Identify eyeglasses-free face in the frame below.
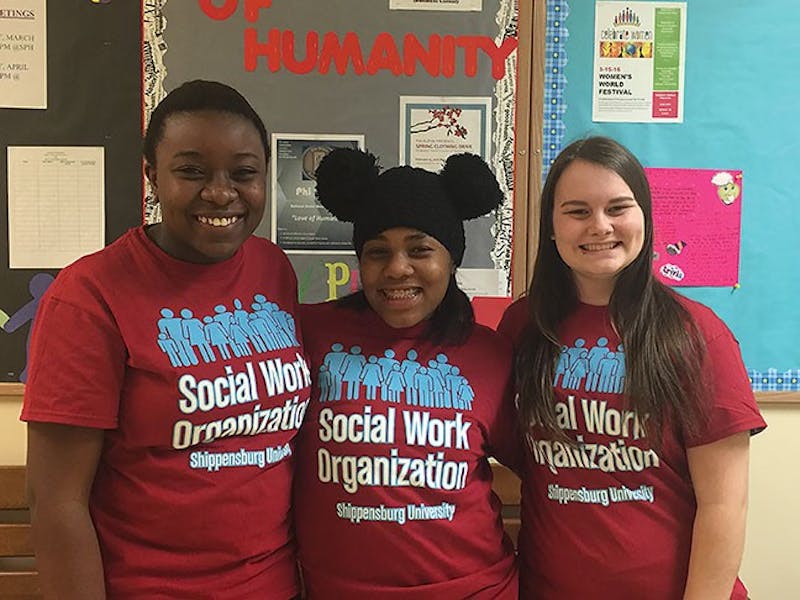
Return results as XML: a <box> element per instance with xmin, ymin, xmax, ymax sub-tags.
<box><xmin>552</xmin><ymin>159</ymin><xmax>645</xmax><ymax>305</ymax></box>
<box><xmin>145</xmin><ymin>110</ymin><xmax>267</xmax><ymax>264</ymax></box>
<box><xmin>359</xmin><ymin>227</ymin><xmax>453</xmax><ymax>329</ymax></box>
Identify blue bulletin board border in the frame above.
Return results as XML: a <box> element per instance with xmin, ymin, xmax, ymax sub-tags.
<box><xmin>542</xmin><ymin>0</ymin><xmax>569</xmax><ymax>179</ymax></box>
<box><xmin>748</xmin><ymin>370</ymin><xmax>800</xmax><ymax>393</ymax></box>
<box><xmin>544</xmin><ymin>1</ymin><xmax>799</xmax><ymax>392</ymax></box>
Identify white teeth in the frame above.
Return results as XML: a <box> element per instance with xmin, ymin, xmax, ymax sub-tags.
<box><xmin>198</xmin><ymin>216</ymin><xmax>239</xmax><ymax>227</ymax></box>
<box><xmin>583</xmin><ymin>242</ymin><xmax>617</xmax><ymax>251</ymax></box>
<box><xmin>383</xmin><ymin>288</ymin><xmax>420</xmax><ymax>300</ymax></box>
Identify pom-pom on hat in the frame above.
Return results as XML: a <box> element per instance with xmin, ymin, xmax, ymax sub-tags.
<box><xmin>315</xmin><ymin>148</ymin><xmax>503</xmax><ymax>266</ymax></box>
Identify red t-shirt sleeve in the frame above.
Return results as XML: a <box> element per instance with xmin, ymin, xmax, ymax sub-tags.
<box><xmin>477</xmin><ymin>331</ymin><xmax>523</xmax><ymax>473</ymax></box>
<box><xmin>22</xmin><ymin>281</ymin><xmax>126</xmax><ymax>429</ymax></box>
<box><xmin>485</xmin><ymin>377</ymin><xmax>523</xmax><ymax>474</ymax></box>
<box><xmin>683</xmin><ymin>305</ymin><xmax>766</xmax><ymax>447</ymax></box>
<box><xmin>496</xmin><ymin>297</ymin><xmax>528</xmax><ymax>349</ymax></box>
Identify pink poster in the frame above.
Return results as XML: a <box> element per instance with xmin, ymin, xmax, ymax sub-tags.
<box><xmin>646</xmin><ymin>167</ymin><xmax>742</xmax><ymax>287</ymax></box>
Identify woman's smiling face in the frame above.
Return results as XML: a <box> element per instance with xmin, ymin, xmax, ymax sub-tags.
<box><xmin>146</xmin><ymin>110</ymin><xmax>267</xmax><ymax>263</ymax></box>
<box><xmin>552</xmin><ymin>159</ymin><xmax>645</xmax><ymax>304</ymax></box>
<box><xmin>359</xmin><ymin>227</ymin><xmax>453</xmax><ymax>329</ymax></box>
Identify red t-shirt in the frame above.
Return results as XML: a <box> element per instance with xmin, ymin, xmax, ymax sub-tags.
<box><xmin>22</xmin><ymin>227</ymin><xmax>310</xmax><ymax>599</ymax></box>
<box><xmin>295</xmin><ymin>301</ymin><xmax>520</xmax><ymax>599</ymax></box>
<box><xmin>498</xmin><ymin>295</ymin><xmax>766</xmax><ymax>600</ymax></box>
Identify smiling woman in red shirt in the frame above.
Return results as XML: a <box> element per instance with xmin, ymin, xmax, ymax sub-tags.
<box><xmin>498</xmin><ymin>136</ymin><xmax>766</xmax><ymax>600</ymax></box>
<box><xmin>294</xmin><ymin>148</ymin><xmax>520</xmax><ymax>599</ymax></box>
<box><xmin>22</xmin><ymin>80</ymin><xmax>309</xmax><ymax>600</ymax></box>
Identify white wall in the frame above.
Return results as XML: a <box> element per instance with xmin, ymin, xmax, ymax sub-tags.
<box><xmin>739</xmin><ymin>404</ymin><xmax>800</xmax><ymax>597</ymax></box>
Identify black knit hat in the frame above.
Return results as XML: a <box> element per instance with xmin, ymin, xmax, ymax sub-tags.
<box><xmin>314</xmin><ymin>148</ymin><xmax>504</xmax><ymax>266</ymax></box>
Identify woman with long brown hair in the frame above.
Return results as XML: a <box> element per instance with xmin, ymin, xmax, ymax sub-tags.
<box><xmin>499</xmin><ymin>136</ymin><xmax>765</xmax><ymax>599</ymax></box>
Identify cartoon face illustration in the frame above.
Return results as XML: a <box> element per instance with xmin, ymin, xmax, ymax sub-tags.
<box><xmin>717</xmin><ymin>182</ymin><xmax>740</xmax><ymax>204</ymax></box>
<box><xmin>710</xmin><ymin>172</ymin><xmax>741</xmax><ymax>205</ymax></box>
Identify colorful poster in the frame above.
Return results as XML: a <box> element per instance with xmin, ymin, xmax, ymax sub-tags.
<box><xmin>647</xmin><ymin>167</ymin><xmax>742</xmax><ymax>287</ymax></box>
<box><xmin>0</xmin><ymin>0</ymin><xmax>46</xmax><ymax>109</ymax></box>
<box><xmin>592</xmin><ymin>1</ymin><xmax>686</xmax><ymax>123</ymax></box>
<box><xmin>390</xmin><ymin>0</ymin><xmax>482</xmax><ymax>11</ymax></box>
<box><xmin>399</xmin><ymin>96</ymin><xmax>492</xmax><ymax>169</ymax></box>
<box><xmin>271</xmin><ymin>134</ymin><xmax>365</xmax><ymax>253</ymax></box>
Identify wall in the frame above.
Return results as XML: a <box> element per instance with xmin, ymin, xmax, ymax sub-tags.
<box><xmin>0</xmin><ymin>394</ymin><xmax>25</xmax><ymax>465</ymax></box>
<box><xmin>739</xmin><ymin>405</ymin><xmax>800</xmax><ymax>596</ymax></box>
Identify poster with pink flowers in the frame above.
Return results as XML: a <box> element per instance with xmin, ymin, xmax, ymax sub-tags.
<box><xmin>646</xmin><ymin>167</ymin><xmax>742</xmax><ymax>287</ymax></box>
<box><xmin>399</xmin><ymin>95</ymin><xmax>492</xmax><ymax>169</ymax></box>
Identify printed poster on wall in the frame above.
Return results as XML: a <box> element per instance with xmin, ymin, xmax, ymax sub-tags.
<box><xmin>592</xmin><ymin>1</ymin><xmax>686</xmax><ymax>123</ymax></box>
<box><xmin>647</xmin><ymin>167</ymin><xmax>742</xmax><ymax>287</ymax></box>
<box><xmin>8</xmin><ymin>146</ymin><xmax>105</xmax><ymax>268</ymax></box>
<box><xmin>390</xmin><ymin>0</ymin><xmax>482</xmax><ymax>11</ymax></box>
<box><xmin>271</xmin><ymin>134</ymin><xmax>365</xmax><ymax>253</ymax></box>
<box><xmin>399</xmin><ymin>96</ymin><xmax>492</xmax><ymax>169</ymax></box>
<box><xmin>0</xmin><ymin>0</ymin><xmax>46</xmax><ymax>109</ymax></box>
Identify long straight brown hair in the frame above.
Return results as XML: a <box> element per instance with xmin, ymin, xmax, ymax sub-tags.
<box><xmin>516</xmin><ymin>137</ymin><xmax>707</xmax><ymax>446</ymax></box>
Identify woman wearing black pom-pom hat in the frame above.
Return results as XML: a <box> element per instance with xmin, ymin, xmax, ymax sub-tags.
<box><xmin>293</xmin><ymin>148</ymin><xmax>520</xmax><ymax>598</ymax></box>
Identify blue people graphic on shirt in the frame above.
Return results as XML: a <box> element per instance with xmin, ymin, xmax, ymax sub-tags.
<box><xmin>427</xmin><ymin>360</ymin><xmax>447</xmax><ymax>408</ymax></box>
<box><xmin>229</xmin><ymin>320</ymin><xmax>253</xmax><ymax>358</ymax></box>
<box><xmin>213</xmin><ymin>304</ymin><xmax>233</xmax><ymax>335</ymax></box>
<box><xmin>565</xmin><ymin>348</ymin><xmax>589</xmax><ymax>390</ymax></box>
<box><xmin>563</xmin><ymin>338</ymin><xmax>587</xmax><ymax>389</ymax></box>
<box><xmin>377</xmin><ymin>349</ymin><xmax>400</xmax><ymax>400</ymax></box>
<box><xmin>255</xmin><ymin>294</ymin><xmax>299</xmax><ymax>347</ymax></box>
<box><xmin>158</xmin><ymin>333</ymin><xmax>183</xmax><ymax>367</ymax></box>
<box><xmin>341</xmin><ymin>346</ymin><xmax>367</xmax><ymax>400</ymax></box>
<box><xmin>554</xmin><ymin>345</ymin><xmax>569</xmax><ymax>388</ymax></box>
<box><xmin>249</xmin><ymin>307</ymin><xmax>277</xmax><ymax>351</ymax></box>
<box><xmin>1</xmin><ymin>272</ymin><xmax>54</xmax><ymax>382</ymax></box>
<box><xmin>159</xmin><ymin>308</ymin><xmax>197</xmax><ymax>366</ymax></box>
<box><xmin>446</xmin><ymin>366</ymin><xmax>467</xmax><ymax>409</ymax></box>
<box><xmin>321</xmin><ymin>343</ymin><xmax>347</xmax><ymax>401</ymax></box>
<box><xmin>401</xmin><ymin>349</ymin><xmax>421</xmax><ymax>405</ymax></box>
<box><xmin>597</xmin><ymin>351</ymin><xmax>620</xmax><ymax>393</ymax></box>
<box><xmin>180</xmin><ymin>308</ymin><xmax>214</xmax><ymax>363</ymax></box>
<box><xmin>155</xmin><ymin>293</ymin><xmax>298</xmax><ymax>367</ymax></box>
<box><xmin>204</xmin><ymin>315</ymin><xmax>231</xmax><ymax>360</ymax></box>
<box><xmin>585</xmin><ymin>337</ymin><xmax>608</xmax><ymax>392</ymax></box>
<box><xmin>318</xmin><ymin>364</ymin><xmax>334</xmax><ymax>403</ymax></box>
<box><xmin>252</xmin><ymin>302</ymin><xmax>286</xmax><ymax>349</ymax></box>
<box><xmin>414</xmin><ymin>366</ymin><xmax>435</xmax><ymax>407</ymax></box>
<box><xmin>315</xmin><ymin>344</ymin><xmax>476</xmax><ymax>411</ymax></box>
<box><xmin>556</xmin><ymin>336</ymin><xmax>626</xmax><ymax>395</ymax></box>
<box><xmin>614</xmin><ymin>345</ymin><xmax>626</xmax><ymax>393</ymax></box>
<box><xmin>360</xmin><ymin>356</ymin><xmax>383</xmax><ymax>400</ymax></box>
<box><xmin>384</xmin><ymin>364</ymin><xmax>406</xmax><ymax>402</ymax></box>
<box><xmin>456</xmin><ymin>374</ymin><xmax>475</xmax><ymax>411</ymax></box>
<box><xmin>233</xmin><ymin>298</ymin><xmax>265</xmax><ymax>353</ymax></box>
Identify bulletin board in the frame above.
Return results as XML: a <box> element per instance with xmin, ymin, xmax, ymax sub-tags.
<box><xmin>0</xmin><ymin>0</ymin><xmax>142</xmax><ymax>383</ymax></box>
<box><xmin>143</xmin><ymin>0</ymin><xmax>534</xmax><ymax>304</ymax></box>
<box><xmin>0</xmin><ymin>0</ymin><xmax>545</xmax><ymax>387</ymax></box>
<box><xmin>541</xmin><ymin>0</ymin><xmax>799</xmax><ymax>400</ymax></box>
